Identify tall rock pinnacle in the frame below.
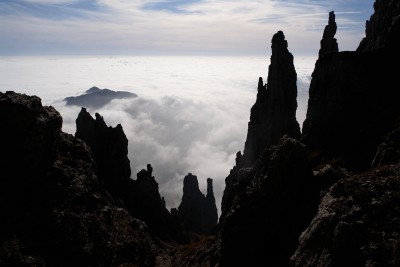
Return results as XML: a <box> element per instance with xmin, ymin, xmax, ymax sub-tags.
<box><xmin>178</xmin><ymin>174</ymin><xmax>218</xmax><ymax>235</ymax></box>
<box><xmin>319</xmin><ymin>11</ymin><xmax>339</xmax><ymax>57</ymax></box>
<box><xmin>75</xmin><ymin>107</ymin><xmax>131</xmax><ymax>199</ymax></box>
<box><xmin>241</xmin><ymin>30</ymin><xmax>300</xmax><ymax>166</ymax></box>
<box><xmin>205</xmin><ymin>178</ymin><xmax>218</xmax><ymax>231</ymax></box>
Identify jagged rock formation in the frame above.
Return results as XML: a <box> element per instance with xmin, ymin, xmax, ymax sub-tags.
<box><xmin>372</xmin><ymin>127</ymin><xmax>400</xmax><ymax>168</ymax></box>
<box><xmin>75</xmin><ymin>108</ymin><xmax>186</xmax><ymax>242</ymax></box>
<box><xmin>319</xmin><ymin>11</ymin><xmax>339</xmax><ymax>57</ymax></box>
<box><xmin>358</xmin><ymin>0</ymin><xmax>400</xmax><ymax>52</ymax></box>
<box><xmin>301</xmin><ymin>2</ymin><xmax>400</xmax><ymax>172</ymax></box>
<box><xmin>291</xmin><ymin>163</ymin><xmax>400</xmax><ymax>267</ymax></box>
<box><xmin>181</xmin><ymin>2</ymin><xmax>400</xmax><ymax>267</ymax></box>
<box><xmin>221</xmin><ymin>30</ymin><xmax>301</xmax><ymax>220</ymax></box>
<box><xmin>64</xmin><ymin>86</ymin><xmax>137</xmax><ymax>109</ymax></box>
<box><xmin>76</xmin><ymin>107</ymin><xmax>131</xmax><ymax>203</ymax></box>
<box><xmin>205</xmin><ymin>178</ymin><xmax>219</xmax><ymax>233</ymax></box>
<box><xmin>0</xmin><ymin>91</ymin><xmax>156</xmax><ymax>266</ymax></box>
<box><xmin>177</xmin><ymin>174</ymin><xmax>218</xmax><ymax>235</ymax></box>
<box><xmin>241</xmin><ymin>31</ymin><xmax>300</xmax><ymax>167</ymax></box>
<box><xmin>216</xmin><ymin>137</ymin><xmax>319</xmax><ymax>266</ymax></box>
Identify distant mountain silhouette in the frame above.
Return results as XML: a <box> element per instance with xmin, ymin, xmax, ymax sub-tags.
<box><xmin>64</xmin><ymin>86</ymin><xmax>137</xmax><ymax>108</ymax></box>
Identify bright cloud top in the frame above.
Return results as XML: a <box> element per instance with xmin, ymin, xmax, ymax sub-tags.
<box><xmin>0</xmin><ymin>0</ymin><xmax>374</xmax><ymax>56</ymax></box>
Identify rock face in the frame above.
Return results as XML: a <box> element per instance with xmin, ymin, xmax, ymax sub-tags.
<box><xmin>221</xmin><ymin>30</ymin><xmax>301</xmax><ymax>219</ymax></box>
<box><xmin>0</xmin><ymin>91</ymin><xmax>156</xmax><ymax>266</ymax></box>
<box><xmin>372</xmin><ymin>127</ymin><xmax>400</xmax><ymax>168</ymax></box>
<box><xmin>358</xmin><ymin>0</ymin><xmax>400</xmax><ymax>52</ymax></box>
<box><xmin>241</xmin><ymin>31</ymin><xmax>300</xmax><ymax>167</ymax></box>
<box><xmin>76</xmin><ymin>107</ymin><xmax>131</xmax><ymax>203</ymax></box>
<box><xmin>291</xmin><ymin>163</ymin><xmax>400</xmax><ymax>267</ymax></box>
<box><xmin>177</xmin><ymin>174</ymin><xmax>218</xmax><ymax>235</ymax></box>
<box><xmin>75</xmin><ymin>108</ymin><xmax>186</xmax><ymax>242</ymax></box>
<box><xmin>319</xmin><ymin>11</ymin><xmax>339</xmax><ymax>57</ymax></box>
<box><xmin>301</xmin><ymin>2</ymin><xmax>400</xmax><ymax>172</ymax></box>
<box><xmin>216</xmin><ymin>137</ymin><xmax>319</xmax><ymax>266</ymax></box>
<box><xmin>202</xmin><ymin>3</ymin><xmax>400</xmax><ymax>267</ymax></box>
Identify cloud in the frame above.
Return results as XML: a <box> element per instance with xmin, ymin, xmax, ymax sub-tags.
<box><xmin>0</xmin><ymin>0</ymin><xmax>374</xmax><ymax>56</ymax></box>
<box><xmin>20</xmin><ymin>0</ymin><xmax>81</xmax><ymax>4</ymax></box>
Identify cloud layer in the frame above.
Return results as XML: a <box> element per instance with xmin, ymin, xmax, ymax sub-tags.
<box><xmin>0</xmin><ymin>0</ymin><xmax>374</xmax><ymax>56</ymax></box>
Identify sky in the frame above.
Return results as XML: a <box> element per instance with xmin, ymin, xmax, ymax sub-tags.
<box><xmin>0</xmin><ymin>0</ymin><xmax>374</xmax><ymax>56</ymax></box>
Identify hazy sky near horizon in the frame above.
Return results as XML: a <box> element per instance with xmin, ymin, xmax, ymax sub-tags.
<box><xmin>0</xmin><ymin>0</ymin><xmax>374</xmax><ymax>56</ymax></box>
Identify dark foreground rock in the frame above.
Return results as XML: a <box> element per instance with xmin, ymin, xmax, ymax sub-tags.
<box><xmin>177</xmin><ymin>174</ymin><xmax>218</xmax><ymax>235</ymax></box>
<box><xmin>216</xmin><ymin>137</ymin><xmax>319</xmax><ymax>266</ymax></box>
<box><xmin>0</xmin><ymin>91</ymin><xmax>156</xmax><ymax>266</ymax></box>
<box><xmin>302</xmin><ymin>0</ymin><xmax>400</xmax><ymax>172</ymax></box>
<box><xmin>75</xmin><ymin>108</ymin><xmax>188</xmax><ymax>243</ymax></box>
<box><xmin>221</xmin><ymin>30</ymin><xmax>301</xmax><ymax>221</ymax></box>
<box><xmin>291</xmin><ymin>163</ymin><xmax>400</xmax><ymax>267</ymax></box>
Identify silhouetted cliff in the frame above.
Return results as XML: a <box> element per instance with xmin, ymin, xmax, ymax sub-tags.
<box><xmin>76</xmin><ymin>107</ymin><xmax>131</xmax><ymax>203</ymax></box>
<box><xmin>184</xmin><ymin>2</ymin><xmax>400</xmax><ymax>266</ymax></box>
<box><xmin>0</xmin><ymin>91</ymin><xmax>156</xmax><ymax>266</ymax></box>
<box><xmin>177</xmin><ymin>174</ymin><xmax>218</xmax><ymax>235</ymax></box>
<box><xmin>301</xmin><ymin>0</ymin><xmax>400</xmax><ymax>172</ymax></box>
<box><xmin>221</xmin><ymin>30</ymin><xmax>301</xmax><ymax>221</ymax></box>
<box><xmin>241</xmin><ymin>30</ymin><xmax>300</xmax><ymax>167</ymax></box>
<box><xmin>319</xmin><ymin>11</ymin><xmax>339</xmax><ymax>57</ymax></box>
<box><xmin>75</xmin><ymin>108</ymin><xmax>187</xmax><ymax>242</ymax></box>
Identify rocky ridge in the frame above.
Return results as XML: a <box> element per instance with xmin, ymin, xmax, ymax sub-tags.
<box><xmin>177</xmin><ymin>174</ymin><xmax>218</xmax><ymax>235</ymax></box>
<box><xmin>0</xmin><ymin>91</ymin><xmax>156</xmax><ymax>266</ymax></box>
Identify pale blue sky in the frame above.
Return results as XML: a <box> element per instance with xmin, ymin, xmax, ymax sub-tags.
<box><xmin>0</xmin><ymin>0</ymin><xmax>374</xmax><ymax>56</ymax></box>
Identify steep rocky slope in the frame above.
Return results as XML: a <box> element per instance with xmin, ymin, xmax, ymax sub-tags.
<box><xmin>0</xmin><ymin>91</ymin><xmax>156</xmax><ymax>266</ymax></box>
<box><xmin>177</xmin><ymin>174</ymin><xmax>218</xmax><ymax>235</ymax></box>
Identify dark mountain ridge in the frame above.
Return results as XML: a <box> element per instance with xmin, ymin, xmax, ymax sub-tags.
<box><xmin>64</xmin><ymin>86</ymin><xmax>137</xmax><ymax>109</ymax></box>
<box><xmin>1</xmin><ymin>0</ymin><xmax>400</xmax><ymax>266</ymax></box>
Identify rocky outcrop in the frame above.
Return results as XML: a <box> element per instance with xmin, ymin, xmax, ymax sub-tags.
<box><xmin>75</xmin><ymin>108</ymin><xmax>186</xmax><ymax>242</ymax></box>
<box><xmin>372</xmin><ymin>127</ymin><xmax>400</xmax><ymax>168</ymax></box>
<box><xmin>319</xmin><ymin>11</ymin><xmax>339</xmax><ymax>57</ymax></box>
<box><xmin>291</xmin><ymin>163</ymin><xmax>400</xmax><ymax>267</ymax></box>
<box><xmin>177</xmin><ymin>174</ymin><xmax>218</xmax><ymax>235</ymax></box>
<box><xmin>205</xmin><ymin>178</ymin><xmax>219</xmax><ymax>233</ymax></box>
<box><xmin>301</xmin><ymin>3</ymin><xmax>400</xmax><ymax>172</ymax></box>
<box><xmin>0</xmin><ymin>91</ymin><xmax>156</xmax><ymax>266</ymax></box>
<box><xmin>216</xmin><ymin>137</ymin><xmax>319</xmax><ymax>266</ymax></box>
<box><xmin>221</xmin><ymin>30</ymin><xmax>301</xmax><ymax>220</ymax></box>
<box><xmin>358</xmin><ymin>0</ymin><xmax>400</xmax><ymax>52</ymax></box>
<box><xmin>130</xmin><ymin>165</ymin><xmax>188</xmax><ymax>242</ymax></box>
<box><xmin>75</xmin><ymin>107</ymin><xmax>131</xmax><ymax>203</ymax></box>
<box><xmin>241</xmin><ymin>30</ymin><xmax>300</xmax><ymax>167</ymax></box>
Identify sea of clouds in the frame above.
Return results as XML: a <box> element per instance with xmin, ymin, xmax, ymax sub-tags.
<box><xmin>0</xmin><ymin>55</ymin><xmax>316</xmax><ymax>214</ymax></box>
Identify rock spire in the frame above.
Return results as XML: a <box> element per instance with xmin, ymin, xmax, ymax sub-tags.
<box><xmin>319</xmin><ymin>11</ymin><xmax>339</xmax><ymax>57</ymax></box>
<box><xmin>177</xmin><ymin>174</ymin><xmax>218</xmax><ymax>235</ymax></box>
<box><xmin>241</xmin><ymin>31</ymin><xmax>300</xmax><ymax>167</ymax></box>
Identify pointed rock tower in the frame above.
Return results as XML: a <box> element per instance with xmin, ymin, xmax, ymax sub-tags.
<box><xmin>177</xmin><ymin>174</ymin><xmax>218</xmax><ymax>235</ymax></box>
<box><xmin>319</xmin><ymin>11</ymin><xmax>339</xmax><ymax>57</ymax></box>
<box><xmin>240</xmin><ymin>30</ymin><xmax>300</xmax><ymax>167</ymax></box>
<box><xmin>221</xmin><ymin>30</ymin><xmax>301</xmax><ymax>220</ymax></box>
<box><xmin>75</xmin><ymin>107</ymin><xmax>131</xmax><ymax>200</ymax></box>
